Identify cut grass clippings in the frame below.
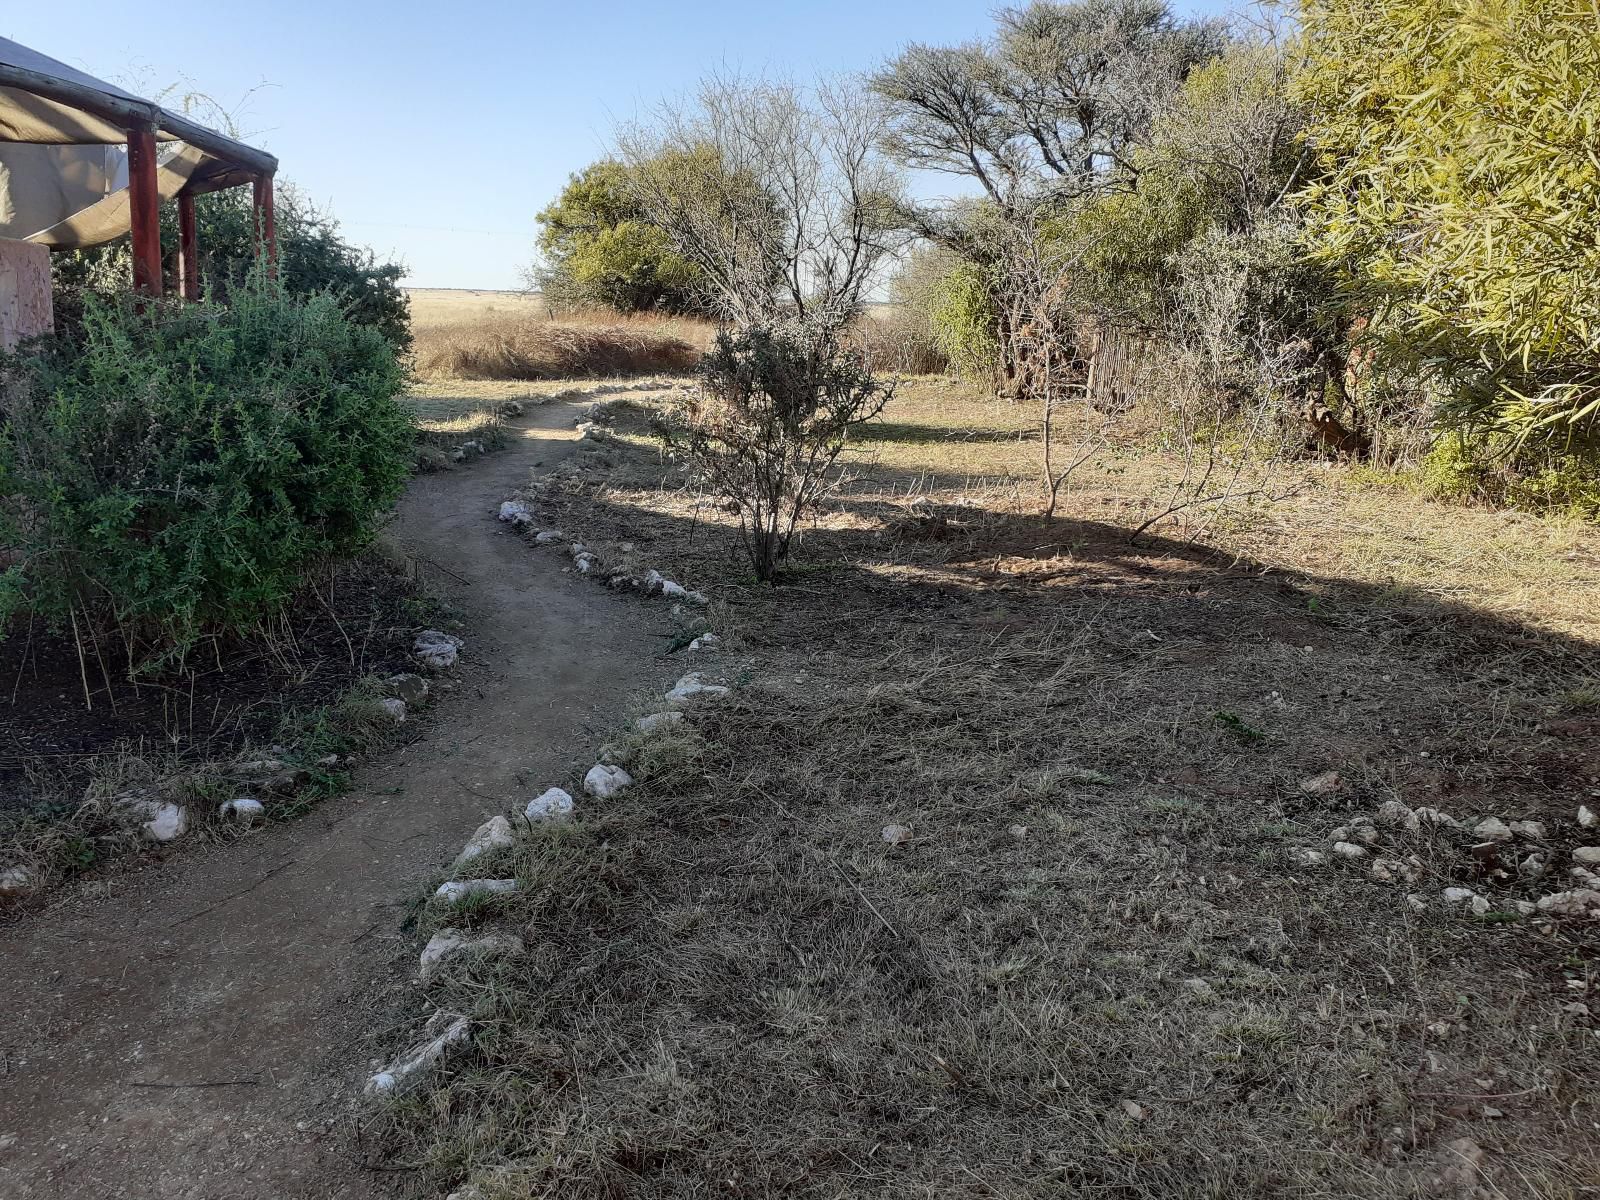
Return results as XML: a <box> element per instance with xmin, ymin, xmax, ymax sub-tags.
<box><xmin>363</xmin><ymin>378</ymin><xmax>1600</xmax><ymax>1199</ymax></box>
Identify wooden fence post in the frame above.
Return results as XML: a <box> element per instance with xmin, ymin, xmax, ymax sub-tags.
<box><xmin>252</xmin><ymin>173</ymin><xmax>277</xmax><ymax>274</ymax></box>
<box><xmin>177</xmin><ymin>192</ymin><xmax>200</xmax><ymax>301</ymax></box>
<box><xmin>127</xmin><ymin>126</ymin><xmax>162</xmax><ymax>296</ymax></box>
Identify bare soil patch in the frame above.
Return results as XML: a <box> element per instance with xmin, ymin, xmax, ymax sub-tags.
<box><xmin>0</xmin><ymin>555</ymin><xmax>424</xmax><ymax>820</ymax></box>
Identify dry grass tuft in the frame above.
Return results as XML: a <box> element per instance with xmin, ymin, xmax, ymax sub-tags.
<box><xmin>412</xmin><ymin>310</ymin><xmax>712</xmax><ymax>383</ymax></box>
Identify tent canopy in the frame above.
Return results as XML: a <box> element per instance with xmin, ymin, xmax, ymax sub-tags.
<box><xmin>0</xmin><ymin>36</ymin><xmax>277</xmax><ymax>249</ymax></box>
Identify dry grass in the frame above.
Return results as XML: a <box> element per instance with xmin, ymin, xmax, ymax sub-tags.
<box><xmin>408</xmin><ymin>288</ymin><xmax>549</xmax><ymax>330</ymax></box>
<box><xmin>364</xmin><ymin>380</ymin><xmax>1600</xmax><ymax>1198</ymax></box>
<box><xmin>411</xmin><ymin>306</ymin><xmax>712</xmax><ymax>383</ymax></box>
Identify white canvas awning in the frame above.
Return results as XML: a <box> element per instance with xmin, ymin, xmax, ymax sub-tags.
<box><xmin>0</xmin><ymin>36</ymin><xmax>277</xmax><ymax>249</ymax></box>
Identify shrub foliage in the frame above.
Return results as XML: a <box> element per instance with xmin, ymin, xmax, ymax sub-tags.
<box><xmin>667</xmin><ymin>326</ymin><xmax>892</xmax><ymax>581</ymax></box>
<box><xmin>0</xmin><ymin>277</ymin><xmax>411</xmax><ymax>670</ymax></box>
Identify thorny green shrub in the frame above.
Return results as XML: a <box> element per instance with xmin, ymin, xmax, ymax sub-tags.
<box><xmin>0</xmin><ymin>276</ymin><xmax>412</xmax><ymax>673</ymax></box>
<box><xmin>663</xmin><ymin>324</ymin><xmax>892</xmax><ymax>581</ymax></box>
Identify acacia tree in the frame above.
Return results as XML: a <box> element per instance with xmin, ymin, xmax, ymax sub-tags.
<box><xmin>871</xmin><ymin>0</ymin><xmax>1225</xmax><ymax>396</ymax></box>
<box><xmin>531</xmin><ymin>160</ymin><xmax>704</xmax><ymax>313</ymax></box>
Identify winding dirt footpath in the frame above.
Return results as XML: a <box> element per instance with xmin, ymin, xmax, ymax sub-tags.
<box><xmin>0</xmin><ymin>399</ymin><xmax>655</xmax><ymax>1199</ymax></box>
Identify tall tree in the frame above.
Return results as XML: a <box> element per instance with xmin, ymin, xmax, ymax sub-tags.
<box><xmin>618</xmin><ymin>75</ymin><xmax>907</xmax><ymax>340</ymax></box>
<box><xmin>871</xmin><ymin>0</ymin><xmax>1225</xmax><ymax>394</ymax></box>
<box><xmin>533</xmin><ymin>160</ymin><xmax>704</xmax><ymax>314</ymax></box>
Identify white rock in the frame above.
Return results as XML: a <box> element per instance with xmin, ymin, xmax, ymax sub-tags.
<box><xmin>1536</xmin><ymin>889</ymin><xmax>1600</xmax><ymax>918</ymax></box>
<box><xmin>1580</xmin><ymin>805</ymin><xmax>1598</xmax><ymax>828</ymax></box>
<box><xmin>525</xmin><ymin>788</ymin><xmax>575</xmax><ymax>823</ymax></box>
<box><xmin>454</xmin><ymin>816</ymin><xmax>516</xmax><ymax>868</ymax></box>
<box><xmin>583</xmin><ymin>764</ymin><xmax>634</xmax><ymax>800</ymax></box>
<box><xmin>686</xmin><ymin>634</ymin><xmax>720</xmax><ymax>652</ymax></box>
<box><xmin>364</xmin><ymin>1011</ymin><xmax>471</xmax><ymax>1096</ymax></box>
<box><xmin>0</xmin><ymin>866</ymin><xmax>33</xmax><ymax>897</ymax></box>
<box><xmin>882</xmin><ymin>824</ymin><xmax>913</xmax><ymax>845</ymax></box>
<box><xmin>117</xmin><ymin>796</ymin><xmax>188</xmax><ymax>843</ymax></box>
<box><xmin>574</xmin><ymin>553</ymin><xmax>599</xmax><ymax>574</ymax></box>
<box><xmin>665</xmin><ymin>672</ymin><xmax>730</xmax><ymax>707</ymax></box>
<box><xmin>419</xmin><ymin>930</ymin><xmax>469</xmax><ymax>979</ymax></box>
<box><xmin>533</xmin><ymin>529</ymin><xmax>565</xmax><ymax>544</ymax></box>
<box><xmin>1289</xmin><ymin>847</ymin><xmax>1327</xmax><ymax>867</ymax></box>
<box><xmin>635</xmin><ymin>711</ymin><xmax>685</xmax><ymax>734</ymax></box>
<box><xmin>1573</xmin><ymin>847</ymin><xmax>1600</xmax><ymax>865</ymax></box>
<box><xmin>218</xmin><ymin>797</ymin><xmax>265</xmax><ymax>824</ymax></box>
<box><xmin>1470</xmin><ymin>894</ymin><xmax>1491</xmax><ymax>915</ymax></box>
<box><xmin>1414</xmin><ymin>807</ymin><xmax>1460</xmax><ymax>828</ymax></box>
<box><xmin>434</xmin><ymin>878</ymin><xmax>519</xmax><ymax>904</ymax></box>
<box><xmin>1515</xmin><ymin>900</ymin><xmax>1537</xmax><ymax>916</ymax></box>
<box><xmin>1473</xmin><ymin>817</ymin><xmax>1513</xmax><ymax>843</ymax></box>
<box><xmin>1376</xmin><ymin>800</ymin><xmax>1420</xmax><ymax>831</ymax></box>
<box><xmin>1509</xmin><ymin>820</ymin><xmax>1547</xmax><ymax>841</ymax></box>
<box><xmin>386</xmin><ymin>673</ymin><xmax>430</xmax><ymax>706</ymax></box>
<box><xmin>660</xmin><ymin>580</ymin><xmax>687</xmax><ymax>599</ymax></box>
<box><xmin>1298</xmin><ymin>770</ymin><xmax>1343</xmax><ymax>796</ymax></box>
<box><xmin>1518</xmin><ymin>851</ymin><xmax>1549</xmax><ymax>880</ymax></box>
<box><xmin>420</xmin><ymin>930</ymin><xmax>524</xmax><ymax>981</ymax></box>
<box><xmin>640</xmin><ymin>569</ymin><xmax>665</xmax><ymax>594</ymax></box>
<box><xmin>569</xmin><ymin>542</ymin><xmax>589</xmax><ymax>558</ymax></box>
<box><xmin>414</xmin><ymin>630</ymin><xmax>463</xmax><ymax>671</ymax></box>
<box><xmin>1332</xmin><ymin>841</ymin><xmax>1368</xmax><ymax>861</ymax></box>
<box><xmin>1368</xmin><ymin>857</ymin><xmax>1408</xmax><ymax>883</ymax></box>
<box><xmin>379</xmin><ymin>698</ymin><xmax>407</xmax><ymax>724</ymax></box>
<box><xmin>497</xmin><ymin>500</ymin><xmax>532</xmax><ymax>524</ymax></box>
<box><xmin>1441</xmin><ymin>887</ymin><xmax>1478</xmax><ymax>907</ymax></box>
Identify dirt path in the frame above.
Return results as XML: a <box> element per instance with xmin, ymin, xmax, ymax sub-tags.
<box><xmin>0</xmin><ymin>400</ymin><xmax>658</xmax><ymax>1200</ymax></box>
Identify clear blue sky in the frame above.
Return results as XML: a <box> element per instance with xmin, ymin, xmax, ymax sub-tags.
<box><xmin>4</xmin><ymin>1</ymin><xmax>1233</xmax><ymax>290</ymax></box>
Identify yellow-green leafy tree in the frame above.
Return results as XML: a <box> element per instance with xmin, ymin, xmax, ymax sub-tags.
<box><xmin>1293</xmin><ymin>0</ymin><xmax>1600</xmax><ymax>446</ymax></box>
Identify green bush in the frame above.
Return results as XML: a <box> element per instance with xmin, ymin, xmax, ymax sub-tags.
<box><xmin>51</xmin><ymin>184</ymin><xmax>411</xmax><ymax>350</ymax></box>
<box><xmin>1421</xmin><ymin>432</ymin><xmax>1600</xmax><ymax>518</ymax></box>
<box><xmin>926</xmin><ymin>262</ymin><xmax>1001</xmax><ymax>386</ymax></box>
<box><xmin>534</xmin><ymin>160</ymin><xmax>704</xmax><ymax>314</ymax></box>
<box><xmin>0</xmin><ymin>276</ymin><xmax>412</xmax><ymax>671</ymax></box>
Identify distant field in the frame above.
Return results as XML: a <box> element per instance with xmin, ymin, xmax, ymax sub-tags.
<box><xmin>406</xmin><ymin>288</ymin><xmax>548</xmax><ymax>331</ymax></box>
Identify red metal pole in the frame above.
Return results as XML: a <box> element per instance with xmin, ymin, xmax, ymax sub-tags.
<box><xmin>177</xmin><ymin>191</ymin><xmax>200</xmax><ymax>302</ymax></box>
<box><xmin>252</xmin><ymin>173</ymin><xmax>277</xmax><ymax>275</ymax></box>
<box><xmin>127</xmin><ymin>126</ymin><xmax>162</xmax><ymax>296</ymax></box>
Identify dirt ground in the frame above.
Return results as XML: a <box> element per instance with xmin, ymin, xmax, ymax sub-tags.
<box><xmin>0</xmin><ymin>396</ymin><xmax>666</xmax><ymax>1199</ymax></box>
<box><xmin>368</xmin><ymin>382</ymin><xmax>1600</xmax><ymax>1198</ymax></box>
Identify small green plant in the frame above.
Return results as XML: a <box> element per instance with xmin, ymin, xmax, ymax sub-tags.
<box><xmin>1214</xmin><ymin>710</ymin><xmax>1266</xmax><ymax>745</ymax></box>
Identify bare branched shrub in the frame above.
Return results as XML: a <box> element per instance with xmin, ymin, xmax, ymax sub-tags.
<box><xmin>618</xmin><ymin>74</ymin><xmax>907</xmax><ymax>340</ymax></box>
<box><xmin>664</xmin><ymin>325</ymin><xmax>892</xmax><ymax>581</ymax></box>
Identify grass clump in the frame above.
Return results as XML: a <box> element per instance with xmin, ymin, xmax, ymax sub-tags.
<box><xmin>412</xmin><ymin>310</ymin><xmax>706</xmax><ymax>382</ymax></box>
